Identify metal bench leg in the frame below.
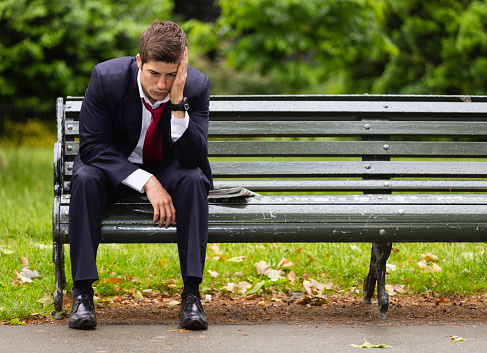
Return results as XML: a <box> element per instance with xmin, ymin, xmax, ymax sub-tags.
<box><xmin>363</xmin><ymin>242</ymin><xmax>392</xmax><ymax>319</ymax></box>
<box><xmin>53</xmin><ymin>241</ymin><xmax>66</xmax><ymax>319</ymax></box>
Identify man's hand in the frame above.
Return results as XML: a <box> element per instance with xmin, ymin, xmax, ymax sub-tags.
<box><xmin>170</xmin><ymin>47</ymin><xmax>188</xmax><ymax>119</ymax></box>
<box><xmin>144</xmin><ymin>176</ymin><xmax>176</xmax><ymax>228</ymax></box>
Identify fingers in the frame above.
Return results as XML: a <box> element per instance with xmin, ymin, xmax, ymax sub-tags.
<box><xmin>153</xmin><ymin>205</ymin><xmax>175</xmax><ymax>229</ymax></box>
<box><xmin>170</xmin><ymin>48</ymin><xmax>188</xmax><ymax>104</ymax></box>
<box><xmin>154</xmin><ymin>196</ymin><xmax>176</xmax><ymax>229</ymax></box>
<box><xmin>181</xmin><ymin>47</ymin><xmax>188</xmax><ymax>70</ymax></box>
<box><xmin>164</xmin><ymin>203</ymin><xmax>177</xmax><ymax>229</ymax></box>
<box><xmin>144</xmin><ymin>176</ymin><xmax>176</xmax><ymax>229</ymax></box>
<box><xmin>158</xmin><ymin>206</ymin><xmax>176</xmax><ymax>229</ymax></box>
<box><xmin>153</xmin><ymin>208</ymin><xmax>160</xmax><ymax>224</ymax></box>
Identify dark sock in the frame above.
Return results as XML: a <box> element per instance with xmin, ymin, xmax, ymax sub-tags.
<box><xmin>72</xmin><ymin>279</ymin><xmax>94</xmax><ymax>299</ymax></box>
<box><xmin>182</xmin><ymin>276</ymin><xmax>201</xmax><ymax>300</ymax></box>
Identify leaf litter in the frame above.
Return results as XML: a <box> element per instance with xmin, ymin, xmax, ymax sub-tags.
<box><xmin>17</xmin><ymin>290</ymin><xmax>487</xmax><ymax>327</ymax></box>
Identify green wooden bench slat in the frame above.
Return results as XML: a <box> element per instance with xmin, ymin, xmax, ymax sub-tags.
<box><xmin>56</xmin><ymin>222</ymin><xmax>487</xmax><ymax>244</ymax></box>
<box><xmin>64</xmin><ymin>140</ymin><xmax>487</xmax><ymax>158</ymax></box>
<box><xmin>60</xmin><ymin>179</ymin><xmax>487</xmax><ymax>194</ymax></box>
<box><xmin>220</xmin><ymin>194</ymin><xmax>487</xmax><ymax>204</ymax></box>
<box><xmin>64</xmin><ymin>122</ymin><xmax>79</xmax><ymax>136</ymax></box>
<box><xmin>65</xmin><ymin>100</ymin><xmax>83</xmax><ymax>113</ymax></box>
<box><xmin>64</xmin><ymin>120</ymin><xmax>487</xmax><ymax>138</ymax></box>
<box><xmin>66</xmin><ymin>96</ymin><xmax>487</xmax><ymax>115</ymax></box>
<box><xmin>209</xmin><ymin>121</ymin><xmax>487</xmax><ymax>137</ymax></box>
<box><xmin>209</xmin><ymin>100</ymin><xmax>487</xmax><ymax>114</ymax></box>
<box><xmin>208</xmin><ymin>94</ymin><xmax>487</xmax><ymax>103</ymax></box>
<box><xmin>95</xmin><ymin>205</ymin><xmax>486</xmax><ymax>223</ymax></box>
<box><xmin>213</xmin><ymin>180</ymin><xmax>487</xmax><ymax>192</ymax></box>
<box><xmin>59</xmin><ymin>202</ymin><xmax>487</xmax><ymax>226</ymax></box>
<box><xmin>210</xmin><ymin>161</ymin><xmax>487</xmax><ymax>178</ymax></box>
<box><xmin>59</xmin><ymin>193</ymin><xmax>487</xmax><ymax>208</ymax></box>
<box><xmin>62</xmin><ymin>160</ymin><xmax>487</xmax><ymax>177</ymax></box>
<box><xmin>59</xmin><ymin>193</ymin><xmax>487</xmax><ymax>225</ymax></box>
<box><xmin>208</xmin><ymin>141</ymin><xmax>487</xmax><ymax>157</ymax></box>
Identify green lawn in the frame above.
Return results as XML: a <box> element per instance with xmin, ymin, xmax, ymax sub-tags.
<box><xmin>1</xmin><ymin>145</ymin><xmax>487</xmax><ymax>323</ymax></box>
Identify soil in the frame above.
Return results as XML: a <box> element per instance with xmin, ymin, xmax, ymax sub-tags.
<box><xmin>22</xmin><ymin>292</ymin><xmax>487</xmax><ymax>327</ymax></box>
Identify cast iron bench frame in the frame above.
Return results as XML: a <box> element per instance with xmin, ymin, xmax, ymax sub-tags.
<box><xmin>53</xmin><ymin>94</ymin><xmax>487</xmax><ymax>319</ymax></box>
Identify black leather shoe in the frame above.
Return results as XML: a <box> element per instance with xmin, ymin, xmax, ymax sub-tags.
<box><xmin>68</xmin><ymin>294</ymin><xmax>97</xmax><ymax>329</ymax></box>
<box><xmin>179</xmin><ymin>293</ymin><xmax>208</xmax><ymax>330</ymax></box>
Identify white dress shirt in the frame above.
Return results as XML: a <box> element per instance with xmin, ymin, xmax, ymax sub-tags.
<box><xmin>121</xmin><ymin>70</ymin><xmax>189</xmax><ymax>192</ymax></box>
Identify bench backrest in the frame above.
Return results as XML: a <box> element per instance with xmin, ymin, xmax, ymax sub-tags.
<box><xmin>55</xmin><ymin>95</ymin><xmax>487</xmax><ymax>197</ymax></box>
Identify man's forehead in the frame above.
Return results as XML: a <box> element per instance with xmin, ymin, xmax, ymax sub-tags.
<box><xmin>143</xmin><ymin>60</ymin><xmax>179</xmax><ymax>73</ymax></box>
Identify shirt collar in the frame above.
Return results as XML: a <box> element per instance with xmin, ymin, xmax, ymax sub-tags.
<box><xmin>137</xmin><ymin>69</ymin><xmax>170</xmax><ymax>109</ymax></box>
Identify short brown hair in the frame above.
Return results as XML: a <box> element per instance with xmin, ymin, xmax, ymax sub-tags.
<box><xmin>139</xmin><ymin>20</ymin><xmax>187</xmax><ymax>65</ymax></box>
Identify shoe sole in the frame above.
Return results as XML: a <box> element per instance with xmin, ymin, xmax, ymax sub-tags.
<box><xmin>69</xmin><ymin>318</ymin><xmax>97</xmax><ymax>329</ymax></box>
<box><xmin>181</xmin><ymin>317</ymin><xmax>208</xmax><ymax>330</ymax></box>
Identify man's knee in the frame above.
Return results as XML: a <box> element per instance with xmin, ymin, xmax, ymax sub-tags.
<box><xmin>177</xmin><ymin>168</ymin><xmax>209</xmax><ymax>192</ymax></box>
<box><xmin>72</xmin><ymin>164</ymin><xmax>110</xmax><ymax>193</ymax></box>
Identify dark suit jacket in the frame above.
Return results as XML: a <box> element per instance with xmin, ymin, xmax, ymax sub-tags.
<box><xmin>78</xmin><ymin>56</ymin><xmax>213</xmax><ymax>189</ymax></box>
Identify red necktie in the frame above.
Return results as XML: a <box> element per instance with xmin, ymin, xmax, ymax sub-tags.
<box><xmin>142</xmin><ymin>99</ymin><xmax>166</xmax><ymax>163</ymax></box>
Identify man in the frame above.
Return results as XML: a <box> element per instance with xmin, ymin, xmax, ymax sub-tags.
<box><xmin>68</xmin><ymin>20</ymin><xmax>212</xmax><ymax>331</ymax></box>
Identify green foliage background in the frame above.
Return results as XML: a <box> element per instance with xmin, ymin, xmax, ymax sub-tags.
<box><xmin>0</xmin><ymin>0</ymin><xmax>172</xmax><ymax>110</ymax></box>
<box><xmin>1</xmin><ymin>0</ymin><xmax>487</xmax><ymax>117</ymax></box>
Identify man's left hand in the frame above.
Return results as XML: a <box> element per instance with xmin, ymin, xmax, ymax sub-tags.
<box><xmin>170</xmin><ymin>47</ymin><xmax>188</xmax><ymax>119</ymax></box>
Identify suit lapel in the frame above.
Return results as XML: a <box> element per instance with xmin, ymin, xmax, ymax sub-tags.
<box><xmin>119</xmin><ymin>61</ymin><xmax>143</xmax><ymax>156</ymax></box>
<box><xmin>121</xmin><ymin>94</ymin><xmax>143</xmax><ymax>155</ymax></box>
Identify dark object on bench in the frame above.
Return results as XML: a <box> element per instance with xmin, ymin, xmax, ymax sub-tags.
<box><xmin>53</xmin><ymin>95</ymin><xmax>487</xmax><ymax>319</ymax></box>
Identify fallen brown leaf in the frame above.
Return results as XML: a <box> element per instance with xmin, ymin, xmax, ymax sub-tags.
<box><xmin>222</xmin><ymin>282</ymin><xmax>236</xmax><ymax>292</ymax></box>
<box><xmin>207</xmin><ymin>270</ymin><xmax>219</xmax><ymax>278</ymax></box>
<box><xmin>277</xmin><ymin>258</ymin><xmax>295</xmax><ymax>269</ymax></box>
<box><xmin>288</xmin><ymin>271</ymin><xmax>296</xmax><ymax>285</ymax></box>
<box><xmin>107</xmin><ymin>277</ymin><xmax>123</xmax><ymax>284</ymax></box>
<box><xmin>422</xmin><ymin>252</ymin><xmax>439</xmax><ymax>263</ymax></box>
<box><xmin>237</xmin><ymin>281</ymin><xmax>252</xmax><ymax>294</ymax></box>
<box><xmin>209</xmin><ymin>243</ymin><xmax>221</xmax><ymax>255</ymax></box>
<box><xmin>302</xmin><ymin>280</ymin><xmax>315</xmax><ymax>296</ymax></box>
<box><xmin>254</xmin><ymin>261</ymin><xmax>271</xmax><ymax>275</ymax></box>
<box><xmin>432</xmin><ymin>263</ymin><xmax>442</xmax><ymax>272</ymax></box>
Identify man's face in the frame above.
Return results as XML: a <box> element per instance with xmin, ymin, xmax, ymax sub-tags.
<box><xmin>137</xmin><ymin>54</ymin><xmax>179</xmax><ymax>104</ymax></box>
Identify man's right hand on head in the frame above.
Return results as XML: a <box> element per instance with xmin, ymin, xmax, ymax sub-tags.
<box><xmin>144</xmin><ymin>176</ymin><xmax>176</xmax><ymax>228</ymax></box>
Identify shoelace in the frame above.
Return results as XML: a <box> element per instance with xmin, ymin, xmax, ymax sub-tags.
<box><xmin>74</xmin><ymin>297</ymin><xmax>94</xmax><ymax>311</ymax></box>
<box><xmin>183</xmin><ymin>294</ymin><xmax>203</xmax><ymax>312</ymax></box>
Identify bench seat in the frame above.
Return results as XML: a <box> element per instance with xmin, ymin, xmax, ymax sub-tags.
<box><xmin>55</xmin><ymin>194</ymin><xmax>487</xmax><ymax>244</ymax></box>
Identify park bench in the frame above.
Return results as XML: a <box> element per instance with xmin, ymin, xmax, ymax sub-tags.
<box><xmin>53</xmin><ymin>94</ymin><xmax>487</xmax><ymax>319</ymax></box>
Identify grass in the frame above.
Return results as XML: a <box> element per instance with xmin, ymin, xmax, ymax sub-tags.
<box><xmin>1</xmin><ymin>145</ymin><xmax>487</xmax><ymax>322</ymax></box>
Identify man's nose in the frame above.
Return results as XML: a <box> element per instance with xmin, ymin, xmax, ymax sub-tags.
<box><xmin>157</xmin><ymin>77</ymin><xmax>166</xmax><ymax>90</ymax></box>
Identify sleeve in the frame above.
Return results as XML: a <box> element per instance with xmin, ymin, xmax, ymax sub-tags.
<box><xmin>121</xmin><ymin>169</ymin><xmax>153</xmax><ymax>193</ymax></box>
<box><xmin>170</xmin><ymin>111</ymin><xmax>190</xmax><ymax>141</ymax></box>
<box><xmin>78</xmin><ymin>65</ymin><xmax>139</xmax><ymax>187</ymax></box>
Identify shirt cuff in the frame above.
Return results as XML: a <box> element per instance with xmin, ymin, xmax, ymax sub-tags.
<box><xmin>121</xmin><ymin>169</ymin><xmax>153</xmax><ymax>193</ymax></box>
<box><xmin>171</xmin><ymin>111</ymin><xmax>189</xmax><ymax>141</ymax></box>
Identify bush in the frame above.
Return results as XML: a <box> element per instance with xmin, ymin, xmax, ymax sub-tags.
<box><xmin>1</xmin><ymin>119</ymin><xmax>56</xmax><ymax>147</ymax></box>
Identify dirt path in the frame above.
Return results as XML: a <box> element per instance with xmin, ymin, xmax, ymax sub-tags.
<box><xmin>23</xmin><ymin>292</ymin><xmax>487</xmax><ymax>326</ymax></box>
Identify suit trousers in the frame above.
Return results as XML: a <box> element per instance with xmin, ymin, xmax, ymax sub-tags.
<box><xmin>69</xmin><ymin>156</ymin><xmax>210</xmax><ymax>285</ymax></box>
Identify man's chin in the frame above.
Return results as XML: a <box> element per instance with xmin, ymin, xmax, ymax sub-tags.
<box><xmin>151</xmin><ymin>92</ymin><xmax>167</xmax><ymax>101</ymax></box>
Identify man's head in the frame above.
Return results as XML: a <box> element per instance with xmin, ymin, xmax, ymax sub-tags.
<box><xmin>139</xmin><ymin>20</ymin><xmax>187</xmax><ymax>66</ymax></box>
<box><xmin>137</xmin><ymin>21</ymin><xmax>187</xmax><ymax>104</ymax></box>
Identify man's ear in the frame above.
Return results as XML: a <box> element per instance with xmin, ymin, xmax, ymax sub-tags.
<box><xmin>136</xmin><ymin>54</ymin><xmax>142</xmax><ymax>69</ymax></box>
